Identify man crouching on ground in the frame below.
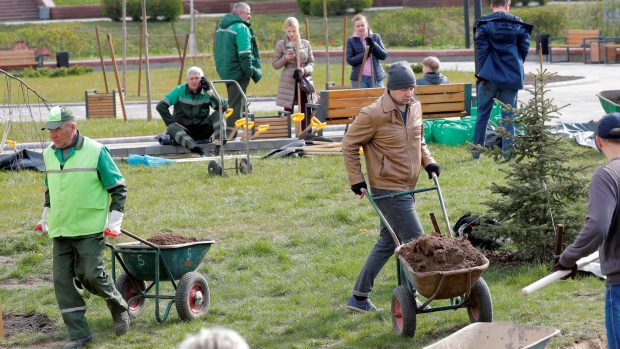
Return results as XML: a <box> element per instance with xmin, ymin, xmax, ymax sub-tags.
<box><xmin>156</xmin><ymin>66</ymin><xmax>225</xmax><ymax>156</ymax></box>
<box><xmin>342</xmin><ymin>61</ymin><xmax>440</xmax><ymax>312</ymax></box>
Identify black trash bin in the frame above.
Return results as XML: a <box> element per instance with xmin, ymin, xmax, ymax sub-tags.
<box><xmin>56</xmin><ymin>52</ymin><xmax>69</xmax><ymax>68</ymax></box>
<box><xmin>536</xmin><ymin>34</ymin><xmax>550</xmax><ymax>55</ymax></box>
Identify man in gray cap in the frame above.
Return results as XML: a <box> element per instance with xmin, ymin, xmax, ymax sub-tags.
<box><xmin>342</xmin><ymin>61</ymin><xmax>440</xmax><ymax>312</ymax></box>
<box><xmin>37</xmin><ymin>106</ymin><xmax>130</xmax><ymax>348</ymax></box>
<box><xmin>554</xmin><ymin>112</ymin><xmax>620</xmax><ymax>348</ymax></box>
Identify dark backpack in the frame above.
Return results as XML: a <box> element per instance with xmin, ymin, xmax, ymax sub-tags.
<box><xmin>453</xmin><ymin>213</ymin><xmax>503</xmax><ymax>250</ymax></box>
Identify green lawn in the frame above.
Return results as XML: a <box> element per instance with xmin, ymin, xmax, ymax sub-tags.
<box><xmin>8</xmin><ymin>66</ymin><xmax>475</xmax><ymax>104</ymax></box>
<box><xmin>53</xmin><ymin>0</ymin><xmax>100</xmax><ymax>6</ymax></box>
<box><xmin>0</xmin><ymin>136</ymin><xmax>608</xmax><ymax>348</ymax></box>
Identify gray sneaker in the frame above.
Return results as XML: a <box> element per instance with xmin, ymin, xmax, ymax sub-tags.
<box><xmin>112</xmin><ymin>311</ymin><xmax>130</xmax><ymax>336</ymax></box>
<box><xmin>63</xmin><ymin>332</ymin><xmax>93</xmax><ymax>349</ymax></box>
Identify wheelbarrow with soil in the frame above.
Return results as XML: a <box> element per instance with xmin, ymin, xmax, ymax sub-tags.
<box><xmin>365</xmin><ymin>175</ymin><xmax>492</xmax><ymax>337</ymax></box>
<box><xmin>108</xmin><ymin>229</ymin><xmax>216</xmax><ymax>323</ymax></box>
<box><xmin>597</xmin><ymin>90</ymin><xmax>620</xmax><ymax>114</ymax></box>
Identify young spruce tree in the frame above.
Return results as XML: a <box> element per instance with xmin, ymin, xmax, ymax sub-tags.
<box><xmin>481</xmin><ymin>57</ymin><xmax>588</xmax><ymax>261</ymax></box>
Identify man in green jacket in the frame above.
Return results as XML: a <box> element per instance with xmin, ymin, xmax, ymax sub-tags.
<box><xmin>36</xmin><ymin>106</ymin><xmax>129</xmax><ymax>348</ymax></box>
<box><xmin>214</xmin><ymin>2</ymin><xmax>262</xmax><ymax>132</ymax></box>
<box><xmin>156</xmin><ymin>66</ymin><xmax>224</xmax><ymax>156</ymax></box>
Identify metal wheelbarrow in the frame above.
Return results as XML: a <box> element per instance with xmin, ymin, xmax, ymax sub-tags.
<box><xmin>365</xmin><ymin>174</ymin><xmax>493</xmax><ymax>337</ymax></box>
<box><xmin>423</xmin><ymin>322</ymin><xmax>560</xmax><ymax>349</ymax></box>
<box><xmin>108</xmin><ymin>229</ymin><xmax>216</xmax><ymax>323</ymax></box>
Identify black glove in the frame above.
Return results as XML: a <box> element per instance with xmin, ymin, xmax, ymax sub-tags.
<box><xmin>351</xmin><ymin>181</ymin><xmax>367</xmax><ymax>196</ymax></box>
<box><xmin>552</xmin><ymin>262</ymin><xmax>578</xmax><ymax>280</ymax></box>
<box><xmin>365</xmin><ymin>36</ymin><xmax>375</xmax><ymax>49</ymax></box>
<box><xmin>425</xmin><ymin>163</ymin><xmax>440</xmax><ymax>179</ymax></box>
<box><xmin>200</xmin><ymin>77</ymin><xmax>211</xmax><ymax>92</ymax></box>
<box><xmin>292</xmin><ymin>68</ymin><xmax>303</xmax><ymax>82</ymax></box>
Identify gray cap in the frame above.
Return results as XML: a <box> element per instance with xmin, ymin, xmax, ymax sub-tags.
<box><xmin>387</xmin><ymin>61</ymin><xmax>416</xmax><ymax>90</ymax></box>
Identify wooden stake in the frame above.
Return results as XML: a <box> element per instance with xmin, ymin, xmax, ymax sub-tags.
<box><xmin>142</xmin><ymin>0</ymin><xmax>152</xmax><ymax>121</ymax></box>
<box><xmin>323</xmin><ymin>0</ymin><xmax>329</xmax><ymax>86</ymax></box>
<box><xmin>106</xmin><ymin>34</ymin><xmax>127</xmax><ymax>122</ymax></box>
<box><xmin>0</xmin><ymin>305</ymin><xmax>3</xmax><ymax>337</ymax></box>
<box><xmin>170</xmin><ymin>22</ymin><xmax>182</xmax><ymax>59</ymax></box>
<box><xmin>341</xmin><ymin>16</ymin><xmax>347</xmax><ymax>86</ymax></box>
<box><xmin>357</xmin><ymin>46</ymin><xmax>370</xmax><ymax>86</ymax></box>
<box><xmin>137</xmin><ymin>22</ymin><xmax>144</xmax><ymax>96</ymax></box>
<box><xmin>295</xmin><ymin>37</ymin><xmax>303</xmax><ymax>137</ymax></box>
<box><xmin>305</xmin><ymin>17</ymin><xmax>310</xmax><ymax>40</ymax></box>
<box><xmin>178</xmin><ymin>33</ymin><xmax>190</xmax><ymax>86</ymax></box>
<box><xmin>554</xmin><ymin>224</ymin><xmax>564</xmax><ymax>264</ymax></box>
<box><xmin>95</xmin><ymin>26</ymin><xmax>109</xmax><ymax>93</ymax></box>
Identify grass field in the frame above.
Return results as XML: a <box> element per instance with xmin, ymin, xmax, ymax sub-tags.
<box><xmin>0</xmin><ymin>134</ymin><xmax>608</xmax><ymax>348</ymax></box>
<box><xmin>10</xmin><ymin>65</ymin><xmax>475</xmax><ymax>104</ymax></box>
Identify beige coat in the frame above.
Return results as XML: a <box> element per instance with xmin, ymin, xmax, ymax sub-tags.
<box><xmin>272</xmin><ymin>37</ymin><xmax>317</xmax><ymax>108</ymax></box>
<box><xmin>342</xmin><ymin>89</ymin><xmax>435</xmax><ymax>191</ymax></box>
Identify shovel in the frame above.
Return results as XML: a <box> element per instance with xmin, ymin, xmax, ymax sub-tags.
<box><xmin>261</xmin><ymin>140</ymin><xmax>306</xmax><ymax>159</ymax></box>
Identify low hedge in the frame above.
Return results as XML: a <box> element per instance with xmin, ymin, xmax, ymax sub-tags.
<box><xmin>100</xmin><ymin>0</ymin><xmax>182</xmax><ymax>22</ymax></box>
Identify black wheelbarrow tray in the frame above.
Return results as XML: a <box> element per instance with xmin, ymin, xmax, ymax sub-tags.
<box><xmin>107</xmin><ymin>229</ymin><xmax>216</xmax><ymax>323</ymax></box>
<box><xmin>365</xmin><ymin>175</ymin><xmax>493</xmax><ymax>338</ymax></box>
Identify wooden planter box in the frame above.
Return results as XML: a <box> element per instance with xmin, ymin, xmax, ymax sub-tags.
<box><xmin>84</xmin><ymin>89</ymin><xmax>124</xmax><ymax>119</ymax></box>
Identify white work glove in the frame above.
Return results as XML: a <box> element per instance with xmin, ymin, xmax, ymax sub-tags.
<box><xmin>103</xmin><ymin>210</ymin><xmax>124</xmax><ymax>238</ymax></box>
<box><xmin>35</xmin><ymin>207</ymin><xmax>49</xmax><ymax>237</ymax></box>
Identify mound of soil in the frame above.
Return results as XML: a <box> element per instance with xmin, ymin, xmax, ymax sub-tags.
<box><xmin>2</xmin><ymin>312</ymin><xmax>57</xmax><ymax>337</ymax></box>
<box><xmin>397</xmin><ymin>235</ymin><xmax>486</xmax><ymax>272</ymax></box>
<box><xmin>600</xmin><ymin>90</ymin><xmax>620</xmax><ymax>106</ymax></box>
<box><xmin>147</xmin><ymin>232</ymin><xmax>198</xmax><ymax>245</ymax></box>
<box><xmin>524</xmin><ymin>74</ymin><xmax>583</xmax><ymax>85</ymax></box>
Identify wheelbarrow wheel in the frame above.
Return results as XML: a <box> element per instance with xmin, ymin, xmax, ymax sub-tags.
<box><xmin>391</xmin><ymin>285</ymin><xmax>417</xmax><ymax>337</ymax></box>
<box><xmin>467</xmin><ymin>277</ymin><xmax>493</xmax><ymax>323</ymax></box>
<box><xmin>208</xmin><ymin>160</ymin><xmax>223</xmax><ymax>176</ymax></box>
<box><xmin>175</xmin><ymin>272</ymin><xmax>210</xmax><ymax>321</ymax></box>
<box><xmin>116</xmin><ymin>272</ymin><xmax>147</xmax><ymax>318</ymax></box>
<box><xmin>239</xmin><ymin>158</ymin><xmax>252</xmax><ymax>174</ymax></box>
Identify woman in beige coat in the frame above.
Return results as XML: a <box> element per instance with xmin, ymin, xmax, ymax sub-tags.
<box><xmin>272</xmin><ymin>17</ymin><xmax>317</xmax><ymax>129</ymax></box>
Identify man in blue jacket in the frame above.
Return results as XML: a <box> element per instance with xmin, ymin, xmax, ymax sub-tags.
<box><xmin>472</xmin><ymin>0</ymin><xmax>532</xmax><ymax>159</ymax></box>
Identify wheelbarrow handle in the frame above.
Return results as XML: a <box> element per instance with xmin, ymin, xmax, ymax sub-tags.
<box><xmin>365</xmin><ymin>192</ymin><xmax>402</xmax><ymax>248</ymax></box>
<box><xmin>119</xmin><ymin>229</ymin><xmax>160</xmax><ymax>250</ymax></box>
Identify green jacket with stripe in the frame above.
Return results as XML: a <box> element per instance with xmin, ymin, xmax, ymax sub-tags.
<box><xmin>43</xmin><ymin>132</ymin><xmax>126</xmax><ymax>238</ymax></box>
<box><xmin>156</xmin><ymin>83</ymin><xmax>219</xmax><ymax>128</ymax></box>
<box><xmin>214</xmin><ymin>13</ymin><xmax>262</xmax><ymax>83</ymax></box>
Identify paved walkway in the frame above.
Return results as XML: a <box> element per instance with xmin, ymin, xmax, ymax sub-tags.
<box><xmin>62</xmin><ymin>60</ymin><xmax>614</xmax><ymax>125</ymax></box>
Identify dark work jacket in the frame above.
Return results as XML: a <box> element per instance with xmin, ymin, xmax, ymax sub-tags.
<box><xmin>417</xmin><ymin>72</ymin><xmax>449</xmax><ymax>85</ymax></box>
<box><xmin>346</xmin><ymin>33</ymin><xmax>388</xmax><ymax>83</ymax></box>
<box><xmin>474</xmin><ymin>11</ymin><xmax>533</xmax><ymax>90</ymax></box>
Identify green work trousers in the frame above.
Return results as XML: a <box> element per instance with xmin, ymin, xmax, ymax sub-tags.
<box><xmin>226</xmin><ymin>77</ymin><xmax>250</xmax><ymax>135</ymax></box>
<box><xmin>53</xmin><ymin>234</ymin><xmax>127</xmax><ymax>340</ymax></box>
<box><xmin>166</xmin><ymin>111</ymin><xmax>222</xmax><ymax>151</ymax></box>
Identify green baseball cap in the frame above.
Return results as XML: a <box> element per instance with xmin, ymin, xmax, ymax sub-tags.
<box><xmin>42</xmin><ymin>106</ymin><xmax>75</xmax><ymax>130</ymax></box>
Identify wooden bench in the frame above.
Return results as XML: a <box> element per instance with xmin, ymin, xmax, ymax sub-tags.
<box><xmin>251</xmin><ymin>112</ymin><xmax>291</xmax><ymax>139</ymax></box>
<box><xmin>0</xmin><ymin>49</ymin><xmax>37</xmax><ymax>70</ymax></box>
<box><xmin>550</xmin><ymin>29</ymin><xmax>601</xmax><ymax>63</ymax></box>
<box><xmin>84</xmin><ymin>89</ymin><xmax>123</xmax><ymax>119</ymax></box>
<box><xmin>306</xmin><ymin>83</ymin><xmax>472</xmax><ymax>126</ymax></box>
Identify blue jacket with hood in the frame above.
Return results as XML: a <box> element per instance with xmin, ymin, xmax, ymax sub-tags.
<box><xmin>474</xmin><ymin>11</ymin><xmax>533</xmax><ymax>90</ymax></box>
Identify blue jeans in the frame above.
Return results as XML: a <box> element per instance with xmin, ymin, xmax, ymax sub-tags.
<box><xmin>606</xmin><ymin>284</ymin><xmax>620</xmax><ymax>349</ymax></box>
<box><xmin>473</xmin><ymin>81</ymin><xmax>518</xmax><ymax>157</ymax></box>
<box><xmin>351</xmin><ymin>188</ymin><xmax>423</xmax><ymax>298</ymax></box>
<box><xmin>351</xmin><ymin>76</ymin><xmax>384</xmax><ymax>88</ymax></box>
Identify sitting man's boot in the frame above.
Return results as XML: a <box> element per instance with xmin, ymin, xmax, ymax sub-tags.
<box><xmin>191</xmin><ymin>146</ymin><xmax>206</xmax><ymax>157</ymax></box>
<box><xmin>64</xmin><ymin>332</ymin><xmax>93</xmax><ymax>349</ymax></box>
<box><xmin>112</xmin><ymin>311</ymin><xmax>130</xmax><ymax>336</ymax></box>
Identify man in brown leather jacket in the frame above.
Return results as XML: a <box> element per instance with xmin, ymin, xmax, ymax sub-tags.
<box><xmin>342</xmin><ymin>61</ymin><xmax>440</xmax><ymax>312</ymax></box>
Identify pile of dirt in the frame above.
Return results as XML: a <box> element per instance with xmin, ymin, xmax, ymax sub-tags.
<box><xmin>147</xmin><ymin>232</ymin><xmax>198</xmax><ymax>245</ymax></box>
<box><xmin>397</xmin><ymin>235</ymin><xmax>486</xmax><ymax>272</ymax></box>
<box><xmin>600</xmin><ymin>90</ymin><xmax>620</xmax><ymax>106</ymax></box>
<box><xmin>2</xmin><ymin>312</ymin><xmax>57</xmax><ymax>337</ymax></box>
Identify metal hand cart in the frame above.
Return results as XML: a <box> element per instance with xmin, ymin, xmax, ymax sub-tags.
<box><xmin>108</xmin><ymin>229</ymin><xmax>216</xmax><ymax>323</ymax></box>
<box><xmin>208</xmin><ymin>80</ymin><xmax>252</xmax><ymax>176</ymax></box>
<box><xmin>365</xmin><ymin>175</ymin><xmax>493</xmax><ymax>337</ymax></box>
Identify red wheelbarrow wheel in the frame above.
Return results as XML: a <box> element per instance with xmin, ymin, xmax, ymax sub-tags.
<box><xmin>467</xmin><ymin>277</ymin><xmax>493</xmax><ymax>323</ymax></box>
<box><xmin>116</xmin><ymin>272</ymin><xmax>147</xmax><ymax>318</ymax></box>
<box><xmin>175</xmin><ymin>271</ymin><xmax>210</xmax><ymax>321</ymax></box>
<box><xmin>391</xmin><ymin>285</ymin><xmax>417</xmax><ymax>337</ymax></box>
